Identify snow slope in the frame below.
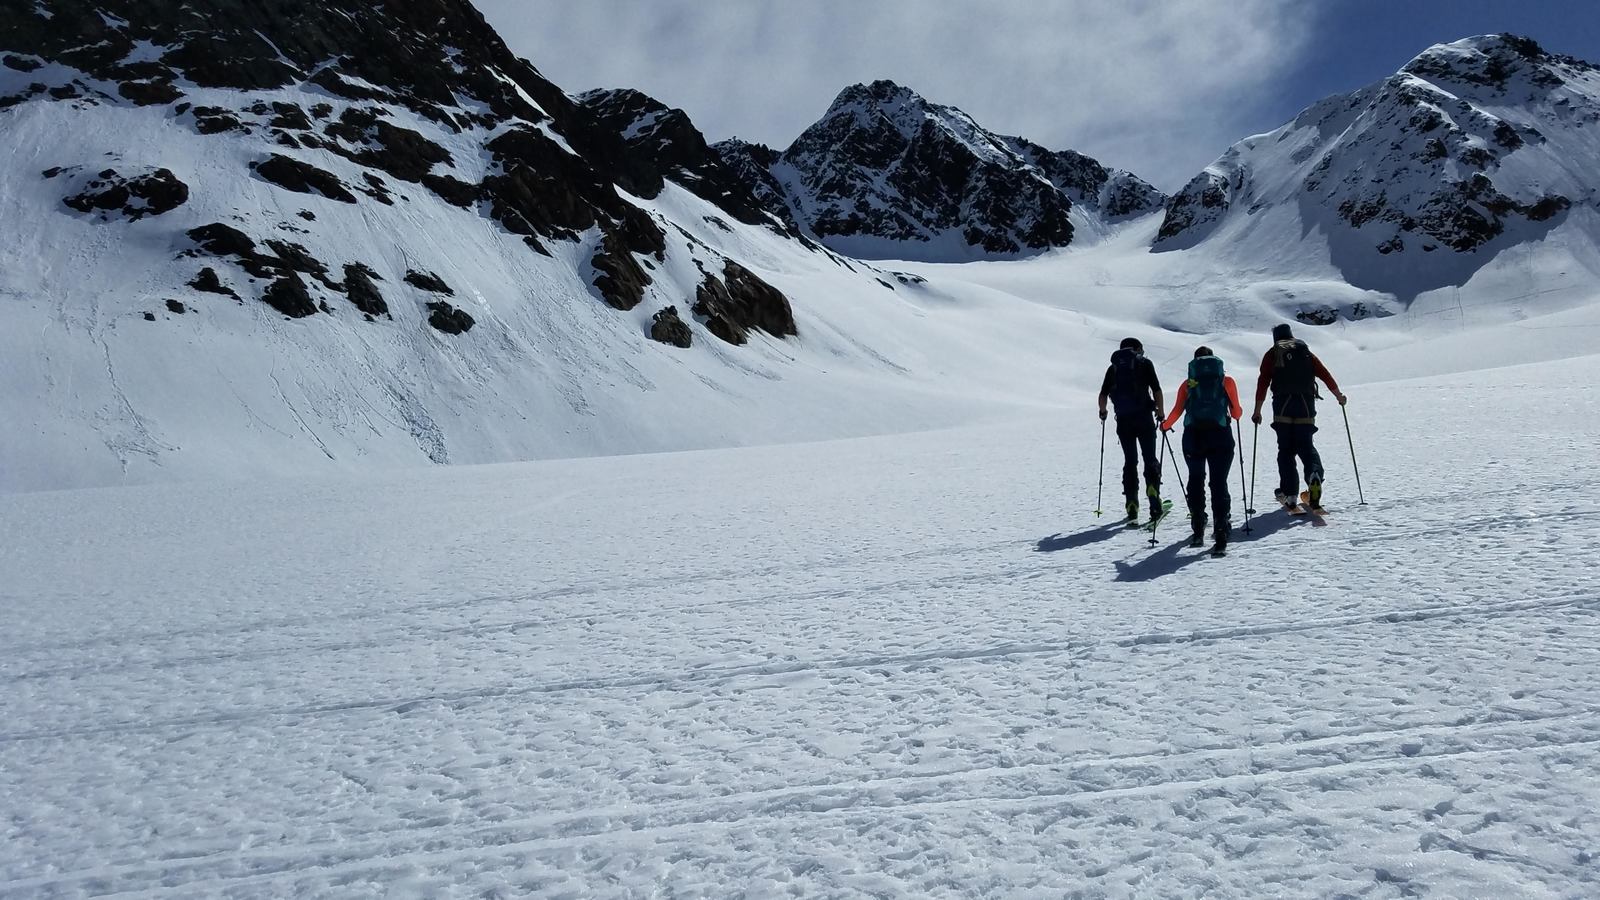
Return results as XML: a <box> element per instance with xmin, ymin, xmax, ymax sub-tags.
<box><xmin>0</xmin><ymin>86</ymin><xmax>1105</xmax><ymax>493</ymax></box>
<box><xmin>2</xmin><ymin>352</ymin><xmax>1598</xmax><ymax>898</ymax></box>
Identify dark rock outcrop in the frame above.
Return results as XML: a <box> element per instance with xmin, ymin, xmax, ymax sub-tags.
<box><xmin>62</xmin><ymin>168</ymin><xmax>189</xmax><ymax>220</ymax></box>
<box><xmin>577</xmin><ymin>88</ymin><xmax>799</xmax><ymax>233</ymax></box>
<box><xmin>649</xmin><ymin>306</ymin><xmax>692</xmax><ymax>348</ymax></box>
<box><xmin>591</xmin><ymin>230</ymin><xmax>651</xmax><ymax>311</ymax></box>
<box><xmin>426</xmin><ymin>301</ymin><xmax>474</xmax><ymax>334</ymax></box>
<box><xmin>187</xmin><ymin>224</ymin><xmax>339</xmax><ymax>289</ymax></box>
<box><xmin>253</xmin><ymin>154</ymin><xmax>357</xmax><ymax>203</ymax></box>
<box><xmin>262</xmin><ymin>272</ymin><xmax>318</xmax><ymax>318</ymax></box>
<box><xmin>165</xmin><ymin>298</ymin><xmax>187</xmax><ymax>314</ymax></box>
<box><xmin>404</xmin><ymin>269</ymin><xmax>453</xmax><ymax>295</ymax></box>
<box><xmin>692</xmin><ymin>261</ymin><xmax>796</xmax><ymax>345</ymax></box>
<box><xmin>344</xmin><ymin>263</ymin><xmax>389</xmax><ymax>317</ymax></box>
<box><xmin>189</xmin><ymin>267</ymin><xmax>240</xmax><ymax>299</ymax></box>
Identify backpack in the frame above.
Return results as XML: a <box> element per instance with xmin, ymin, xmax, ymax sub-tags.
<box><xmin>1185</xmin><ymin>355</ymin><xmax>1230</xmax><ymax>427</ymax></box>
<box><xmin>1108</xmin><ymin>348</ymin><xmax>1149</xmax><ymax>417</ymax></box>
<box><xmin>1271</xmin><ymin>339</ymin><xmax>1317</xmax><ymax>398</ymax></box>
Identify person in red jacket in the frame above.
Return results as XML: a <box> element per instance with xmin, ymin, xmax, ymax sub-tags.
<box><xmin>1161</xmin><ymin>347</ymin><xmax>1243</xmax><ymax>554</ymax></box>
<box><xmin>1250</xmin><ymin>323</ymin><xmax>1347</xmax><ymax>511</ymax></box>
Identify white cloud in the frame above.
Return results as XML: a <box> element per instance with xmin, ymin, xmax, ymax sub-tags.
<box><xmin>473</xmin><ymin>0</ymin><xmax>1320</xmax><ymax>190</ymax></box>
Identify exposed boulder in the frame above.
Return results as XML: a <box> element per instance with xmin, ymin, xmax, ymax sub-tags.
<box><xmin>165</xmin><ymin>299</ymin><xmax>187</xmax><ymax>314</ymax></box>
<box><xmin>191</xmin><ymin>106</ymin><xmax>245</xmax><ymax>134</ymax></box>
<box><xmin>62</xmin><ymin>168</ymin><xmax>189</xmax><ymax>220</ymax></box>
<box><xmin>692</xmin><ymin>261</ymin><xmax>796</xmax><ymax>345</ymax></box>
<box><xmin>189</xmin><ymin>267</ymin><xmax>240</xmax><ymax>299</ymax></box>
<box><xmin>253</xmin><ymin>154</ymin><xmax>357</xmax><ymax>203</ymax></box>
<box><xmin>426</xmin><ymin>301</ymin><xmax>474</xmax><ymax>334</ymax></box>
<box><xmin>262</xmin><ymin>272</ymin><xmax>318</xmax><ymax>318</ymax></box>
<box><xmin>404</xmin><ymin>269</ymin><xmax>453</xmax><ymax>295</ymax></box>
<box><xmin>187</xmin><ymin>224</ymin><xmax>338</xmax><ymax>288</ymax></box>
<box><xmin>187</xmin><ymin>223</ymin><xmax>257</xmax><ymax>258</ymax></box>
<box><xmin>649</xmin><ymin>306</ymin><xmax>692</xmax><ymax>348</ymax></box>
<box><xmin>343</xmin><ymin>263</ymin><xmax>389</xmax><ymax>317</ymax></box>
<box><xmin>591</xmin><ymin>230</ymin><xmax>651</xmax><ymax>311</ymax></box>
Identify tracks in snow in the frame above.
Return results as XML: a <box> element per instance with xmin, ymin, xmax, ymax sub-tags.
<box><xmin>5</xmin><ymin>709</ymin><xmax>1596</xmax><ymax>898</ymax></box>
<box><xmin>3</xmin><ymin>590</ymin><xmax>1596</xmax><ymax>746</ymax></box>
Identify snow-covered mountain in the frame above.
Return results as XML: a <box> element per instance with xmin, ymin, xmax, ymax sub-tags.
<box><xmin>714</xmin><ymin>80</ymin><xmax>1165</xmax><ymax>261</ymax></box>
<box><xmin>1154</xmin><ymin>34</ymin><xmax>1600</xmax><ymax>306</ymax></box>
<box><xmin>1</xmin><ymin>0</ymin><xmax>1096</xmax><ymax>492</ymax></box>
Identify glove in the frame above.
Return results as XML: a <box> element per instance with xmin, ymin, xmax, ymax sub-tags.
<box><xmin>1099</xmin><ymin>409</ymin><xmax>1108</xmax><ymax>421</ymax></box>
<box><xmin>1251</xmin><ymin>411</ymin><xmax>1262</xmax><ymax>425</ymax></box>
<box><xmin>1336</xmin><ymin>393</ymin><xmax>1348</xmax><ymax>406</ymax></box>
<box><xmin>1160</xmin><ymin>422</ymin><xmax>1172</xmax><ymax>433</ymax></box>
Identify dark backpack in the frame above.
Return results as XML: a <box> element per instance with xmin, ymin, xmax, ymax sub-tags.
<box><xmin>1108</xmin><ymin>348</ymin><xmax>1149</xmax><ymax>417</ymax></box>
<box><xmin>1185</xmin><ymin>355</ymin><xmax>1230</xmax><ymax>427</ymax></box>
<box><xmin>1271</xmin><ymin>339</ymin><xmax>1317</xmax><ymax>397</ymax></box>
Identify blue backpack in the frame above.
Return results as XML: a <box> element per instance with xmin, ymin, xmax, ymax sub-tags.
<box><xmin>1185</xmin><ymin>355</ymin><xmax>1230</xmax><ymax>427</ymax></box>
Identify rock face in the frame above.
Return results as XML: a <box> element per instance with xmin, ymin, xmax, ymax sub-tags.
<box><xmin>649</xmin><ymin>306</ymin><xmax>693</xmax><ymax>348</ymax></box>
<box><xmin>713</xmin><ymin>81</ymin><xmax>1164</xmax><ymax>260</ymax></box>
<box><xmin>61</xmin><ymin>167</ymin><xmax>189</xmax><ymax>220</ymax></box>
<box><xmin>1154</xmin><ymin>34</ymin><xmax>1594</xmax><ymax>282</ymax></box>
<box><xmin>426</xmin><ymin>301</ymin><xmax>474</xmax><ymax>334</ymax></box>
<box><xmin>253</xmin><ymin>154</ymin><xmax>357</xmax><ymax>203</ymax></box>
<box><xmin>693</xmin><ymin>261</ymin><xmax>797</xmax><ymax>345</ymax></box>
<box><xmin>576</xmin><ymin>89</ymin><xmax>798</xmax><ymax>234</ymax></box>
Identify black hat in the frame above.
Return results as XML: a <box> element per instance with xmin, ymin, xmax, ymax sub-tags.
<box><xmin>1271</xmin><ymin>323</ymin><xmax>1294</xmax><ymax>342</ymax></box>
<box><xmin>1194</xmin><ymin>346</ymin><xmax>1214</xmax><ymax>358</ymax></box>
<box><xmin>1119</xmin><ymin>337</ymin><xmax>1143</xmax><ymax>351</ymax></box>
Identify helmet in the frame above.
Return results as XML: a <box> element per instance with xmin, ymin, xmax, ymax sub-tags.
<box><xmin>1119</xmin><ymin>337</ymin><xmax>1143</xmax><ymax>351</ymax></box>
<box><xmin>1193</xmin><ymin>345</ymin><xmax>1214</xmax><ymax>358</ymax></box>
<box><xmin>1271</xmin><ymin>323</ymin><xmax>1294</xmax><ymax>342</ymax></box>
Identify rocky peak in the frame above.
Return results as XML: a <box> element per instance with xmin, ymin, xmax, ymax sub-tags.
<box><xmin>576</xmin><ymin>88</ymin><xmax>797</xmax><ymax>233</ymax></box>
<box><xmin>1401</xmin><ymin>34</ymin><xmax>1592</xmax><ymax>95</ymax></box>
<box><xmin>1153</xmin><ymin>32</ymin><xmax>1596</xmax><ymax>303</ymax></box>
<box><xmin>739</xmin><ymin>80</ymin><xmax>1162</xmax><ymax>260</ymax></box>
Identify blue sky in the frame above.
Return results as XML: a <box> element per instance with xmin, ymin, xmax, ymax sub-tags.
<box><xmin>475</xmin><ymin>1</ymin><xmax>1600</xmax><ymax>191</ymax></box>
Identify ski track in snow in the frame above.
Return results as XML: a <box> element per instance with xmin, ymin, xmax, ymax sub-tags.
<box><xmin>2</xmin><ymin>360</ymin><xmax>1599</xmax><ymax>897</ymax></box>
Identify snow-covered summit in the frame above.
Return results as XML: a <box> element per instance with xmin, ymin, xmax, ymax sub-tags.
<box><xmin>1154</xmin><ymin>34</ymin><xmax>1600</xmax><ymax>302</ymax></box>
<box><xmin>720</xmin><ymin>79</ymin><xmax>1165</xmax><ymax>261</ymax></box>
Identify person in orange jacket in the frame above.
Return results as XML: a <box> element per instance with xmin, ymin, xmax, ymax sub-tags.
<box><xmin>1162</xmin><ymin>347</ymin><xmax>1244</xmax><ymax>554</ymax></box>
<box><xmin>1249</xmin><ymin>323</ymin><xmax>1346</xmax><ymax>511</ymax></box>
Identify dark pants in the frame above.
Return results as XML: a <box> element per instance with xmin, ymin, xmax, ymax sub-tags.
<box><xmin>1116</xmin><ymin>416</ymin><xmax>1160</xmax><ymax>503</ymax></box>
<box><xmin>1182</xmin><ymin>424</ymin><xmax>1233</xmax><ymax>535</ymax></box>
<box><xmin>1272</xmin><ymin>422</ymin><xmax>1324</xmax><ymax>497</ymax></box>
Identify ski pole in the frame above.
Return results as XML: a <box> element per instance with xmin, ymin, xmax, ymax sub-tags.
<box><xmin>1341</xmin><ymin>403</ymin><xmax>1367</xmax><ymax>506</ymax></box>
<box><xmin>1248</xmin><ymin>422</ymin><xmax>1259</xmax><ymax>515</ymax></box>
<box><xmin>1235</xmin><ymin>419</ymin><xmax>1252</xmax><ymax>534</ymax></box>
<box><xmin>1161</xmin><ymin>428</ymin><xmax>1187</xmax><ymax>496</ymax></box>
<box><xmin>1153</xmin><ymin>428</ymin><xmax>1185</xmax><ymax>548</ymax></box>
<box><xmin>1095</xmin><ymin>415</ymin><xmax>1106</xmax><ymax>516</ymax></box>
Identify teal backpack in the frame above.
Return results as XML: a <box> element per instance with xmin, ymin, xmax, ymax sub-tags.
<box><xmin>1185</xmin><ymin>355</ymin><xmax>1230</xmax><ymax>427</ymax></box>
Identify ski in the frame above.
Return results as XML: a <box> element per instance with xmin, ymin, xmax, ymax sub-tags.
<box><xmin>1299</xmin><ymin>491</ymin><xmax>1328</xmax><ymax>515</ymax></box>
<box><xmin>1140</xmin><ymin>499</ymin><xmax>1175</xmax><ymax>531</ymax></box>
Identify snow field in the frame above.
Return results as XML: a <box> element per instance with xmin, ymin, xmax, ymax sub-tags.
<box><xmin>2</xmin><ymin>355</ymin><xmax>1598</xmax><ymax>897</ymax></box>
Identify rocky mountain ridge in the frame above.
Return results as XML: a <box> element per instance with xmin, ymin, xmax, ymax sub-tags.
<box><xmin>1153</xmin><ymin>34</ymin><xmax>1600</xmax><ymax>305</ymax></box>
<box><xmin>711</xmin><ymin>80</ymin><xmax>1165</xmax><ymax>261</ymax></box>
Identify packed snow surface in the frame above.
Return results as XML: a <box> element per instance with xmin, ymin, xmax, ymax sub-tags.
<box><xmin>3</xmin><ymin>348</ymin><xmax>1599</xmax><ymax>897</ymax></box>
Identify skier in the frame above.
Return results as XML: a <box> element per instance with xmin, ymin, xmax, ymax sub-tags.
<box><xmin>1097</xmin><ymin>337</ymin><xmax>1167</xmax><ymax>523</ymax></box>
<box><xmin>1249</xmin><ymin>323</ymin><xmax>1347</xmax><ymax>512</ymax></box>
<box><xmin>1161</xmin><ymin>347</ymin><xmax>1244</xmax><ymax>555</ymax></box>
